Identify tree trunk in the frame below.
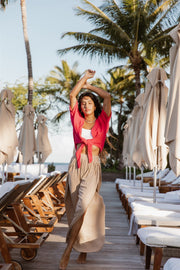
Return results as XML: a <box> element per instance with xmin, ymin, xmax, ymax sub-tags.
<box><xmin>129</xmin><ymin>50</ymin><xmax>142</xmax><ymax>96</ymax></box>
<box><xmin>134</xmin><ymin>67</ymin><xmax>141</xmax><ymax>96</ymax></box>
<box><xmin>20</xmin><ymin>0</ymin><xmax>33</xmax><ymax>105</ymax></box>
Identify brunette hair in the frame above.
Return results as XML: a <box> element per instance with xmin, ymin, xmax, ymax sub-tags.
<box><xmin>78</xmin><ymin>91</ymin><xmax>102</xmax><ymax>118</ymax></box>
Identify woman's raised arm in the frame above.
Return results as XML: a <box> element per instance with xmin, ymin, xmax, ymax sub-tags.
<box><xmin>83</xmin><ymin>83</ymin><xmax>111</xmax><ymax>117</ymax></box>
<box><xmin>69</xmin><ymin>70</ymin><xmax>95</xmax><ymax>109</ymax></box>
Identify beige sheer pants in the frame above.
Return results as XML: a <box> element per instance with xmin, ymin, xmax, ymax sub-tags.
<box><xmin>65</xmin><ymin>154</ymin><xmax>105</xmax><ymax>253</ymax></box>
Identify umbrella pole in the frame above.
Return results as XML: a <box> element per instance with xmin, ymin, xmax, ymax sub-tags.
<box><xmin>125</xmin><ymin>166</ymin><xmax>128</xmax><ymax>180</ymax></box>
<box><xmin>5</xmin><ymin>163</ymin><xmax>8</xmax><ymax>181</ymax></box>
<box><xmin>153</xmin><ymin>148</ymin><xmax>158</xmax><ymax>203</ymax></box>
<box><xmin>2</xmin><ymin>162</ymin><xmax>5</xmax><ymax>184</ymax></box>
<box><xmin>153</xmin><ymin>165</ymin><xmax>157</xmax><ymax>203</ymax></box>
<box><xmin>158</xmin><ymin>148</ymin><xmax>161</xmax><ymax>187</ymax></box>
<box><xmin>133</xmin><ymin>166</ymin><xmax>136</xmax><ymax>186</ymax></box>
<box><xmin>39</xmin><ymin>163</ymin><xmax>42</xmax><ymax>176</ymax></box>
<box><xmin>38</xmin><ymin>151</ymin><xmax>41</xmax><ymax>175</ymax></box>
<box><xmin>141</xmin><ymin>166</ymin><xmax>144</xmax><ymax>192</ymax></box>
<box><xmin>25</xmin><ymin>164</ymin><xmax>27</xmax><ymax>181</ymax></box>
<box><xmin>129</xmin><ymin>166</ymin><xmax>131</xmax><ymax>182</ymax></box>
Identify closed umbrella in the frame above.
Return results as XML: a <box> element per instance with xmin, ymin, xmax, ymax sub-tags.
<box><xmin>0</xmin><ymin>88</ymin><xmax>18</xmax><ymax>183</ymax></box>
<box><xmin>131</xmin><ymin>93</ymin><xmax>146</xmax><ymax>169</ymax></box>
<box><xmin>122</xmin><ymin>121</ymin><xmax>130</xmax><ymax>180</ymax></box>
<box><xmin>18</xmin><ymin>104</ymin><xmax>36</xmax><ymax>179</ymax></box>
<box><xmin>165</xmin><ymin>23</ymin><xmax>180</xmax><ymax>176</ymax></box>
<box><xmin>130</xmin><ymin>93</ymin><xmax>146</xmax><ymax>189</ymax></box>
<box><xmin>122</xmin><ymin>117</ymin><xmax>133</xmax><ymax>180</ymax></box>
<box><xmin>36</xmin><ymin>114</ymin><xmax>52</xmax><ymax>174</ymax></box>
<box><xmin>138</xmin><ymin>67</ymin><xmax>168</xmax><ymax>202</ymax></box>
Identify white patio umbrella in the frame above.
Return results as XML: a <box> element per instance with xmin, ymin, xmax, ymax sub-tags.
<box><xmin>18</xmin><ymin>104</ymin><xmax>36</xmax><ymax>179</ymax></box>
<box><xmin>122</xmin><ymin>121</ymin><xmax>130</xmax><ymax>179</ymax></box>
<box><xmin>131</xmin><ymin>93</ymin><xmax>145</xmax><ymax>167</ymax></box>
<box><xmin>122</xmin><ymin>117</ymin><xmax>133</xmax><ymax>180</ymax></box>
<box><xmin>130</xmin><ymin>93</ymin><xmax>147</xmax><ymax>189</ymax></box>
<box><xmin>165</xmin><ymin>23</ymin><xmax>180</xmax><ymax>176</ymax></box>
<box><xmin>0</xmin><ymin>88</ymin><xmax>18</xmax><ymax>183</ymax></box>
<box><xmin>36</xmin><ymin>114</ymin><xmax>52</xmax><ymax>174</ymax></box>
<box><xmin>137</xmin><ymin>67</ymin><xmax>169</xmax><ymax>202</ymax></box>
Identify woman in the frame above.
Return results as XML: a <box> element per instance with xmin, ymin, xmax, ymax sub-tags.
<box><xmin>59</xmin><ymin>69</ymin><xmax>111</xmax><ymax>270</ymax></box>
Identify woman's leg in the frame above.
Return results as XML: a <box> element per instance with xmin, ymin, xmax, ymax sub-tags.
<box><xmin>77</xmin><ymin>252</ymin><xmax>87</xmax><ymax>264</ymax></box>
<box><xmin>59</xmin><ymin>214</ymin><xmax>84</xmax><ymax>270</ymax></box>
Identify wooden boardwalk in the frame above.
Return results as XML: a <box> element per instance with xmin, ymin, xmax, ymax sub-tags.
<box><xmin>2</xmin><ymin>181</ymin><xmax>146</xmax><ymax>270</ymax></box>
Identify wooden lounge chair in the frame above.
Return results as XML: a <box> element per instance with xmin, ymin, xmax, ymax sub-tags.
<box><xmin>129</xmin><ymin>207</ymin><xmax>180</xmax><ymax>238</ymax></box>
<box><xmin>0</xmin><ymin>264</ymin><xmax>12</xmax><ymax>270</ymax></box>
<box><xmin>22</xmin><ymin>194</ymin><xmax>58</xmax><ymax>231</ymax></box>
<box><xmin>0</xmin><ymin>183</ymin><xmax>49</xmax><ymax>269</ymax></box>
<box><xmin>26</xmin><ymin>173</ymin><xmax>67</xmax><ymax>222</ymax></box>
<box><xmin>41</xmin><ymin>172</ymin><xmax>67</xmax><ymax>207</ymax></box>
<box><xmin>137</xmin><ymin>227</ymin><xmax>180</xmax><ymax>270</ymax></box>
<box><xmin>24</xmin><ymin>172</ymin><xmax>67</xmax><ymax>222</ymax></box>
<box><xmin>27</xmin><ymin>175</ymin><xmax>54</xmax><ymax>195</ymax></box>
<box><xmin>0</xmin><ymin>179</ymin><xmax>57</xmax><ymax>232</ymax></box>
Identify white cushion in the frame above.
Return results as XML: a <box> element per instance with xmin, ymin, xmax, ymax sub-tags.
<box><xmin>163</xmin><ymin>258</ymin><xmax>180</xmax><ymax>270</ymax></box>
<box><xmin>122</xmin><ymin>189</ymin><xmax>163</xmax><ymax>198</ymax></box>
<box><xmin>0</xmin><ymin>180</ymin><xmax>31</xmax><ymax>198</ymax></box>
<box><xmin>115</xmin><ymin>178</ymin><xmax>139</xmax><ymax>184</ymax></box>
<box><xmin>137</xmin><ymin>227</ymin><xmax>180</xmax><ymax>247</ymax></box>
<box><xmin>119</xmin><ymin>184</ymin><xmax>156</xmax><ymax>191</ymax></box>
<box><xmin>165</xmin><ymin>190</ymin><xmax>180</xmax><ymax>202</ymax></box>
<box><xmin>131</xmin><ymin>201</ymin><xmax>180</xmax><ymax>212</ymax></box>
<box><xmin>157</xmin><ymin>168</ymin><xmax>169</xmax><ymax>179</ymax></box>
<box><xmin>161</xmin><ymin>170</ymin><xmax>177</xmax><ymax>183</ymax></box>
<box><xmin>171</xmin><ymin>177</ymin><xmax>180</xmax><ymax>184</ymax></box>
<box><xmin>136</xmin><ymin>171</ymin><xmax>154</xmax><ymax>178</ymax></box>
<box><xmin>135</xmin><ymin>210</ymin><xmax>180</xmax><ymax>227</ymax></box>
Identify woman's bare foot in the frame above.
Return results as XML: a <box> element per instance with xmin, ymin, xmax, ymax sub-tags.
<box><xmin>77</xmin><ymin>252</ymin><xmax>87</xmax><ymax>264</ymax></box>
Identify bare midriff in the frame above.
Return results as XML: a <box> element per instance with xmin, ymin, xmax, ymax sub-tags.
<box><xmin>77</xmin><ymin>143</ymin><xmax>100</xmax><ymax>156</ymax></box>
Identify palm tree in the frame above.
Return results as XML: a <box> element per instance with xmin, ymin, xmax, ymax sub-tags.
<box><xmin>43</xmin><ymin>60</ymin><xmax>82</xmax><ymax>123</ymax></box>
<box><xmin>1</xmin><ymin>0</ymin><xmax>33</xmax><ymax>105</ymax></box>
<box><xmin>20</xmin><ymin>0</ymin><xmax>33</xmax><ymax>105</ymax></box>
<box><xmin>58</xmin><ymin>0</ymin><xmax>180</xmax><ymax>95</ymax></box>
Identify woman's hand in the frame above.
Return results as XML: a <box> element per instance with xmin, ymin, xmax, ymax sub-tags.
<box><xmin>84</xmin><ymin>69</ymin><xmax>96</xmax><ymax>80</ymax></box>
<box><xmin>70</xmin><ymin>70</ymin><xmax>95</xmax><ymax>109</ymax></box>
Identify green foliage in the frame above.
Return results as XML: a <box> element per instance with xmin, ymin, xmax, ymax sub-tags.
<box><xmin>40</xmin><ymin>60</ymin><xmax>82</xmax><ymax>124</ymax></box>
<box><xmin>48</xmin><ymin>162</ymin><xmax>55</xmax><ymax>173</ymax></box>
<box><xmin>58</xmin><ymin>0</ymin><xmax>180</xmax><ymax>94</ymax></box>
<box><xmin>11</xmin><ymin>83</ymin><xmax>28</xmax><ymax>111</ymax></box>
<box><xmin>8</xmin><ymin>82</ymin><xmax>49</xmax><ymax>127</ymax></box>
<box><xmin>101</xmin><ymin>157</ymin><xmax>121</xmax><ymax>171</ymax></box>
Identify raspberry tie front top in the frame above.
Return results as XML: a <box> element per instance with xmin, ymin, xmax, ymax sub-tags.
<box><xmin>70</xmin><ymin>101</ymin><xmax>111</xmax><ymax>168</ymax></box>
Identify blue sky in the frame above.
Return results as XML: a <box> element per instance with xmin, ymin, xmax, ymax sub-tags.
<box><xmin>0</xmin><ymin>0</ymin><xmax>120</xmax><ymax>163</ymax></box>
<box><xmin>0</xmin><ymin>0</ymin><xmax>119</xmax><ymax>85</ymax></box>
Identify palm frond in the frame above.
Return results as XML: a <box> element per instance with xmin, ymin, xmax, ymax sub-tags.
<box><xmin>76</xmin><ymin>0</ymin><xmax>130</xmax><ymax>42</ymax></box>
<box><xmin>52</xmin><ymin>110</ymin><xmax>68</xmax><ymax>123</ymax></box>
<box><xmin>147</xmin><ymin>0</ymin><xmax>180</xmax><ymax>38</ymax></box>
<box><xmin>61</xmin><ymin>31</ymin><xmax>115</xmax><ymax>45</ymax></box>
<box><xmin>58</xmin><ymin>43</ymin><xmax>128</xmax><ymax>61</ymax></box>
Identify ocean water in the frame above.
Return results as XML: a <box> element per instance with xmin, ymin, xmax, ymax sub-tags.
<box><xmin>45</xmin><ymin>162</ymin><xmax>69</xmax><ymax>172</ymax></box>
